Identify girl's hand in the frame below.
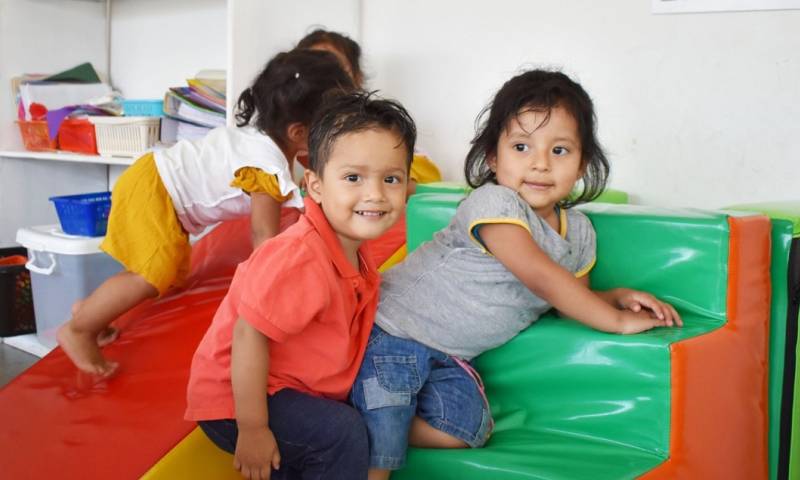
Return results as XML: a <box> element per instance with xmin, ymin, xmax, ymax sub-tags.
<box><xmin>614</xmin><ymin>289</ymin><xmax>683</xmax><ymax>327</ymax></box>
<box><xmin>234</xmin><ymin>426</ymin><xmax>281</xmax><ymax>480</ymax></box>
<box><xmin>617</xmin><ymin>308</ymin><xmax>676</xmax><ymax>335</ymax></box>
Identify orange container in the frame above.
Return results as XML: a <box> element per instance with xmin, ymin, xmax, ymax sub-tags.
<box><xmin>16</xmin><ymin>120</ymin><xmax>57</xmax><ymax>152</ymax></box>
<box><xmin>58</xmin><ymin>118</ymin><xmax>98</xmax><ymax>155</ymax></box>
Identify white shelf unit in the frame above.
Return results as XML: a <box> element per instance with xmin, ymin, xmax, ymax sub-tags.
<box><xmin>0</xmin><ymin>0</ymin><xmax>226</xmax><ymax>246</ymax></box>
<box><xmin>0</xmin><ymin>150</ymin><xmax>135</xmax><ymax>167</ymax></box>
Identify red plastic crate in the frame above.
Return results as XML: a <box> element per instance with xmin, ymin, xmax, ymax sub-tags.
<box><xmin>58</xmin><ymin>118</ymin><xmax>98</xmax><ymax>155</ymax></box>
<box><xmin>16</xmin><ymin>120</ymin><xmax>57</xmax><ymax>152</ymax></box>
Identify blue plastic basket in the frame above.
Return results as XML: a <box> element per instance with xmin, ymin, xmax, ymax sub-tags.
<box><xmin>122</xmin><ymin>99</ymin><xmax>164</xmax><ymax>117</ymax></box>
<box><xmin>49</xmin><ymin>192</ymin><xmax>112</xmax><ymax>237</ymax></box>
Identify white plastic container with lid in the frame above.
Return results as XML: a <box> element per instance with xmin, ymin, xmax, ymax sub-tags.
<box><xmin>16</xmin><ymin>225</ymin><xmax>123</xmax><ymax>348</ymax></box>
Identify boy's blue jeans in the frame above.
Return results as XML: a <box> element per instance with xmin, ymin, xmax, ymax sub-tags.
<box><xmin>199</xmin><ymin>388</ymin><xmax>369</xmax><ymax>480</ymax></box>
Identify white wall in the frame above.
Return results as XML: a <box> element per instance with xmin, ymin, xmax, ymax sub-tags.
<box><xmin>110</xmin><ymin>0</ymin><xmax>226</xmax><ymax>99</ymax></box>
<box><xmin>362</xmin><ymin>0</ymin><xmax>800</xmax><ymax>207</ymax></box>
<box><xmin>227</xmin><ymin>0</ymin><xmax>360</xmax><ymax>121</ymax></box>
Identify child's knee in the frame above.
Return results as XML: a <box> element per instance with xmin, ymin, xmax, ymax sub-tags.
<box><xmin>330</xmin><ymin>406</ymin><xmax>369</xmax><ymax>449</ymax></box>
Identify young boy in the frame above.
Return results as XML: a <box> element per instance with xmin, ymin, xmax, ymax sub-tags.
<box><xmin>185</xmin><ymin>92</ymin><xmax>416</xmax><ymax>480</ymax></box>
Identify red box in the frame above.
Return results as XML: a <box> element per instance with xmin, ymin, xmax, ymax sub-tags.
<box><xmin>16</xmin><ymin>120</ymin><xmax>57</xmax><ymax>152</ymax></box>
<box><xmin>58</xmin><ymin>118</ymin><xmax>98</xmax><ymax>155</ymax></box>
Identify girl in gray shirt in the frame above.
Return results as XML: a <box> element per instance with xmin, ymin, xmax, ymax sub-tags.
<box><xmin>351</xmin><ymin>69</ymin><xmax>682</xmax><ymax>478</ymax></box>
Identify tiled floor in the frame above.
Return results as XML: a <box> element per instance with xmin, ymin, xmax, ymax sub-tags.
<box><xmin>0</xmin><ymin>342</ymin><xmax>39</xmax><ymax>387</ymax></box>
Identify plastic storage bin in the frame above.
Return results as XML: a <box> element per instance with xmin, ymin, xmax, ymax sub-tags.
<box><xmin>0</xmin><ymin>247</ymin><xmax>35</xmax><ymax>337</ymax></box>
<box><xmin>16</xmin><ymin>225</ymin><xmax>123</xmax><ymax>348</ymax></box>
<box><xmin>122</xmin><ymin>99</ymin><xmax>164</xmax><ymax>117</ymax></box>
<box><xmin>89</xmin><ymin>116</ymin><xmax>160</xmax><ymax>157</ymax></box>
<box><xmin>16</xmin><ymin>120</ymin><xmax>57</xmax><ymax>152</ymax></box>
<box><xmin>49</xmin><ymin>192</ymin><xmax>111</xmax><ymax>237</ymax></box>
<box><xmin>57</xmin><ymin>118</ymin><xmax>98</xmax><ymax>155</ymax></box>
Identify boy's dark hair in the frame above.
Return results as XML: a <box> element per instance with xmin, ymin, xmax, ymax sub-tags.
<box><xmin>297</xmin><ymin>29</ymin><xmax>364</xmax><ymax>87</ymax></box>
<box><xmin>308</xmin><ymin>91</ymin><xmax>416</xmax><ymax>177</ymax></box>
<box><xmin>235</xmin><ymin>49</ymin><xmax>354</xmax><ymax>150</ymax></box>
<box><xmin>464</xmin><ymin>69</ymin><xmax>610</xmax><ymax>208</ymax></box>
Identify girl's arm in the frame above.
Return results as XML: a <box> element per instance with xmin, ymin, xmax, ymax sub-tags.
<box><xmin>578</xmin><ymin>277</ymin><xmax>682</xmax><ymax>325</ymax></box>
<box><xmin>480</xmin><ymin>223</ymin><xmax>680</xmax><ymax>334</ymax></box>
<box><xmin>231</xmin><ymin>317</ymin><xmax>281</xmax><ymax>479</ymax></box>
<box><xmin>250</xmin><ymin>192</ymin><xmax>282</xmax><ymax>248</ymax></box>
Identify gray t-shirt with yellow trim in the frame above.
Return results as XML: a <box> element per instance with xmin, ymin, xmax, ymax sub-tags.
<box><xmin>376</xmin><ymin>183</ymin><xmax>596</xmax><ymax>360</ymax></box>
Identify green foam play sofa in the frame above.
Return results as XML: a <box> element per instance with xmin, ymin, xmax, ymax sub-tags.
<box><xmin>392</xmin><ymin>192</ymin><xmax>771</xmax><ymax>480</ymax></box>
<box><xmin>726</xmin><ymin>202</ymin><xmax>800</xmax><ymax>480</ymax></box>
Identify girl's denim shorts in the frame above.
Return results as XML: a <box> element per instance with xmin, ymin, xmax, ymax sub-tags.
<box><xmin>350</xmin><ymin>325</ymin><xmax>491</xmax><ymax>470</ymax></box>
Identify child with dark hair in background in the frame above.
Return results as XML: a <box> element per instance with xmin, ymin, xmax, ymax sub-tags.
<box><xmin>57</xmin><ymin>49</ymin><xmax>354</xmax><ymax>377</ymax></box>
<box><xmin>297</xmin><ymin>27</ymin><xmax>442</xmax><ymax>194</ymax></box>
<box><xmin>297</xmin><ymin>28</ymin><xmax>365</xmax><ymax>89</ymax></box>
<box><xmin>186</xmin><ymin>92</ymin><xmax>417</xmax><ymax>480</ymax></box>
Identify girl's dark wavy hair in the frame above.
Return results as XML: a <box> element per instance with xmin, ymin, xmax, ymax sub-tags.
<box><xmin>235</xmin><ymin>49</ymin><xmax>354</xmax><ymax>150</ymax></box>
<box><xmin>308</xmin><ymin>91</ymin><xmax>416</xmax><ymax>177</ymax></box>
<box><xmin>464</xmin><ymin>69</ymin><xmax>610</xmax><ymax>208</ymax></box>
<box><xmin>297</xmin><ymin>29</ymin><xmax>364</xmax><ymax>87</ymax></box>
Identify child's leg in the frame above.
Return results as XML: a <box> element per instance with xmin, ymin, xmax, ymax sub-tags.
<box><xmin>266</xmin><ymin>388</ymin><xmax>369</xmax><ymax>479</ymax></box>
<box><xmin>70</xmin><ymin>299</ymin><xmax>118</xmax><ymax>346</ymax></box>
<box><xmin>365</xmin><ymin>418</ymin><xmax>469</xmax><ymax>480</ymax></box>
<box><xmin>285</xmin><ymin>394</ymin><xmax>366</xmax><ymax>478</ymax></box>
<box><xmin>351</xmin><ymin>327</ymin><xmax>435</xmax><ymax>478</ymax></box>
<box><xmin>408</xmin><ymin>416</ymin><xmax>469</xmax><ymax>448</ymax></box>
<box><xmin>57</xmin><ymin>271</ymin><xmax>157</xmax><ymax>376</ymax></box>
<box><xmin>60</xmin><ymin>153</ymin><xmax>189</xmax><ymax>375</ymax></box>
<box><xmin>199</xmin><ymin>418</ymin><xmax>307</xmax><ymax>478</ymax></box>
<box><xmin>199</xmin><ymin>391</ymin><xmax>368</xmax><ymax>480</ymax></box>
<box><xmin>412</xmin><ymin>355</ymin><xmax>492</xmax><ymax>449</ymax></box>
<box><xmin>198</xmin><ymin>418</ymin><xmax>238</xmax><ymax>453</ymax></box>
<box><xmin>365</xmin><ymin>416</ymin><xmax>469</xmax><ymax>480</ymax></box>
<box><xmin>368</xmin><ymin>468</ymin><xmax>391</xmax><ymax>480</ymax></box>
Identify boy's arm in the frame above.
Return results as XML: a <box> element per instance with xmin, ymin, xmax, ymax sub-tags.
<box><xmin>479</xmin><ymin>223</ymin><xmax>680</xmax><ymax>334</ymax></box>
<box><xmin>231</xmin><ymin>317</ymin><xmax>281</xmax><ymax>478</ymax></box>
<box><xmin>250</xmin><ymin>192</ymin><xmax>282</xmax><ymax>248</ymax></box>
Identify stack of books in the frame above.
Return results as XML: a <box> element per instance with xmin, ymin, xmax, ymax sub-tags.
<box><xmin>161</xmin><ymin>70</ymin><xmax>226</xmax><ymax>143</ymax></box>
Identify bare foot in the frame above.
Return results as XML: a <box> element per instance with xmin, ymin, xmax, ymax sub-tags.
<box><xmin>96</xmin><ymin>326</ymin><xmax>119</xmax><ymax>347</ymax></box>
<box><xmin>57</xmin><ymin>324</ymin><xmax>119</xmax><ymax>377</ymax></box>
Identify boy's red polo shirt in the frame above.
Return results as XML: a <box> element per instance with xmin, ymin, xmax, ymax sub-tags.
<box><xmin>185</xmin><ymin>197</ymin><xmax>380</xmax><ymax>421</ymax></box>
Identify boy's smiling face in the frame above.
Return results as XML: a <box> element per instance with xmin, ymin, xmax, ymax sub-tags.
<box><xmin>305</xmin><ymin>128</ymin><xmax>409</xmax><ymax>256</ymax></box>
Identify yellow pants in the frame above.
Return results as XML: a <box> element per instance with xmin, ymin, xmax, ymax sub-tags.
<box><xmin>100</xmin><ymin>153</ymin><xmax>191</xmax><ymax>295</ymax></box>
